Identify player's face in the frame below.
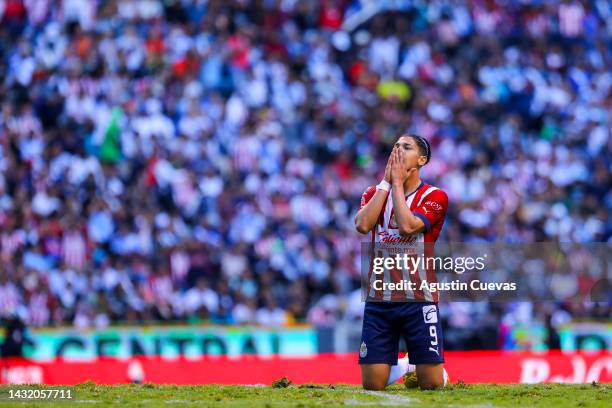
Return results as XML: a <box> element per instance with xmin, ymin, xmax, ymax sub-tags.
<box><xmin>393</xmin><ymin>136</ymin><xmax>427</xmax><ymax>169</ymax></box>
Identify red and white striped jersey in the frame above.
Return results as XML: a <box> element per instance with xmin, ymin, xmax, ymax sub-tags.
<box><xmin>360</xmin><ymin>181</ymin><xmax>448</xmax><ymax>302</ymax></box>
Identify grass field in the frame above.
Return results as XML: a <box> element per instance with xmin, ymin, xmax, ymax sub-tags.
<box><xmin>0</xmin><ymin>382</ymin><xmax>609</xmax><ymax>407</ymax></box>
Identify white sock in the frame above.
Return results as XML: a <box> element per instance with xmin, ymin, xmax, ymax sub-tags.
<box><xmin>443</xmin><ymin>368</ymin><xmax>449</xmax><ymax>386</ymax></box>
<box><xmin>386</xmin><ymin>355</ymin><xmax>416</xmax><ymax>385</ymax></box>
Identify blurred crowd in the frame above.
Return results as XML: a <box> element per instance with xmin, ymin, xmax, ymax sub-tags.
<box><xmin>0</xmin><ymin>0</ymin><xmax>610</xmax><ymax>348</ymax></box>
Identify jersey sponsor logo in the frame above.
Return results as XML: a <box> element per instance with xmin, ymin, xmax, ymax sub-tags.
<box><xmin>424</xmin><ymin>201</ymin><xmax>443</xmax><ymax>211</ymax></box>
<box><xmin>359</xmin><ymin>341</ymin><xmax>368</xmax><ymax>358</ymax></box>
<box><xmin>377</xmin><ymin>231</ymin><xmax>418</xmax><ymax>244</ymax></box>
<box><xmin>422</xmin><ymin>305</ymin><xmax>438</xmax><ymax>323</ymax></box>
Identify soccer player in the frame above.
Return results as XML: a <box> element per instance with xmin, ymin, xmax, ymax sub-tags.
<box><xmin>354</xmin><ymin>134</ymin><xmax>449</xmax><ymax>390</ymax></box>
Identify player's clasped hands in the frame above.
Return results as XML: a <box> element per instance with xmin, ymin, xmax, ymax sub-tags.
<box><xmin>389</xmin><ymin>147</ymin><xmax>415</xmax><ymax>185</ymax></box>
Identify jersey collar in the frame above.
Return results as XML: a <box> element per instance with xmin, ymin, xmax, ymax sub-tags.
<box><xmin>406</xmin><ymin>180</ymin><xmax>424</xmax><ymax>197</ymax></box>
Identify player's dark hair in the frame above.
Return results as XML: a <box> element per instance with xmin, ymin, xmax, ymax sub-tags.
<box><xmin>409</xmin><ymin>134</ymin><xmax>431</xmax><ymax>165</ymax></box>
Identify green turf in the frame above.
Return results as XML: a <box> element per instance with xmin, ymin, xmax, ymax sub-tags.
<box><xmin>0</xmin><ymin>382</ymin><xmax>609</xmax><ymax>407</ymax></box>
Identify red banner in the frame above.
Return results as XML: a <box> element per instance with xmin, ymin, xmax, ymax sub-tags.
<box><xmin>1</xmin><ymin>351</ymin><xmax>610</xmax><ymax>385</ymax></box>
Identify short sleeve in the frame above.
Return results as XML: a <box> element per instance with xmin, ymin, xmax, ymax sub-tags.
<box><xmin>412</xmin><ymin>189</ymin><xmax>448</xmax><ymax>232</ymax></box>
<box><xmin>359</xmin><ymin>186</ymin><xmax>377</xmax><ymax>210</ymax></box>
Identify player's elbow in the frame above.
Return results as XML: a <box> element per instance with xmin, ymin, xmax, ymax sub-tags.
<box><xmin>398</xmin><ymin>220</ymin><xmax>426</xmax><ymax>237</ymax></box>
<box><xmin>354</xmin><ymin>213</ymin><xmax>373</xmax><ymax>234</ymax></box>
<box><xmin>398</xmin><ymin>225</ymin><xmax>417</xmax><ymax>237</ymax></box>
<box><xmin>355</xmin><ymin>222</ymin><xmax>371</xmax><ymax>234</ymax></box>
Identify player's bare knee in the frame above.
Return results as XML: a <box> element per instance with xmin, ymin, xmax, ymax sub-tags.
<box><xmin>362</xmin><ymin>379</ymin><xmax>386</xmax><ymax>391</ymax></box>
<box><xmin>418</xmin><ymin>377</ymin><xmax>444</xmax><ymax>390</ymax></box>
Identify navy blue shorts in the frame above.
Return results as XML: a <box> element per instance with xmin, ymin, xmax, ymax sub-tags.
<box><xmin>358</xmin><ymin>301</ymin><xmax>444</xmax><ymax>365</ymax></box>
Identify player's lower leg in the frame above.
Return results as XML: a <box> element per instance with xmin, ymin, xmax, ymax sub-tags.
<box><xmin>408</xmin><ymin>364</ymin><xmax>449</xmax><ymax>389</ymax></box>
<box><xmin>361</xmin><ymin>363</ymin><xmax>392</xmax><ymax>390</ymax></box>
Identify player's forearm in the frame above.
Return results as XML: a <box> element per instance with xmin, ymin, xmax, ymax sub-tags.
<box><xmin>355</xmin><ymin>189</ymin><xmax>388</xmax><ymax>234</ymax></box>
<box><xmin>391</xmin><ymin>182</ymin><xmax>425</xmax><ymax>236</ymax></box>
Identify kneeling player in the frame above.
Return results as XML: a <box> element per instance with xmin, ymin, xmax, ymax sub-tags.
<box><xmin>355</xmin><ymin>134</ymin><xmax>449</xmax><ymax>390</ymax></box>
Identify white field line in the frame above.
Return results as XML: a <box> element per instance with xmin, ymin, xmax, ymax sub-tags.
<box><xmin>74</xmin><ymin>399</ymin><xmax>197</xmax><ymax>405</ymax></box>
<box><xmin>73</xmin><ymin>387</ymin><xmax>426</xmax><ymax>406</ymax></box>
<box><xmin>343</xmin><ymin>389</ymin><xmax>416</xmax><ymax>406</ymax></box>
<box><xmin>446</xmin><ymin>405</ymin><xmax>496</xmax><ymax>408</ymax></box>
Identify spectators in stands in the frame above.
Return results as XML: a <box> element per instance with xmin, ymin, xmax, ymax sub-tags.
<box><xmin>0</xmin><ymin>1</ymin><xmax>609</xmax><ymax>349</ymax></box>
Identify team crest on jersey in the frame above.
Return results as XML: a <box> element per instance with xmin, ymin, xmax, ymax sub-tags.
<box><xmin>359</xmin><ymin>341</ymin><xmax>368</xmax><ymax>358</ymax></box>
<box><xmin>422</xmin><ymin>305</ymin><xmax>438</xmax><ymax>323</ymax></box>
